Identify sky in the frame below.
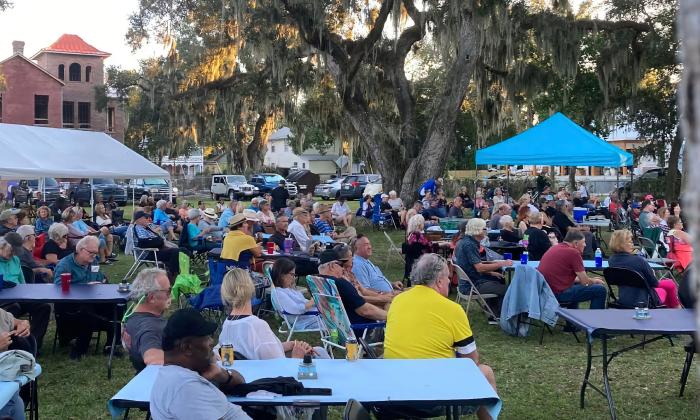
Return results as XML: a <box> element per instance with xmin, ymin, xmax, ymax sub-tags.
<box><xmin>0</xmin><ymin>0</ymin><xmax>162</xmax><ymax>70</ymax></box>
<box><xmin>0</xmin><ymin>0</ymin><xmax>595</xmax><ymax>70</ymax></box>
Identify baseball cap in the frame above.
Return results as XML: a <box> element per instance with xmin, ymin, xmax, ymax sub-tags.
<box><xmin>0</xmin><ymin>209</ymin><xmax>20</xmax><ymax>222</ymax></box>
<box><xmin>380</xmin><ymin>193</ymin><xmax>388</xmax><ymax>199</ymax></box>
<box><xmin>16</xmin><ymin>225</ymin><xmax>35</xmax><ymax>239</ymax></box>
<box><xmin>162</xmin><ymin>308</ymin><xmax>218</xmax><ymax>351</ymax></box>
<box><xmin>319</xmin><ymin>248</ymin><xmax>340</xmax><ymax>265</ymax></box>
<box><xmin>133</xmin><ymin>210</ymin><xmax>151</xmax><ymax>220</ymax></box>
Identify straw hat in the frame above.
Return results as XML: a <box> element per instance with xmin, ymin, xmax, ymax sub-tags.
<box><xmin>203</xmin><ymin>208</ymin><xmax>218</xmax><ymax>219</ymax></box>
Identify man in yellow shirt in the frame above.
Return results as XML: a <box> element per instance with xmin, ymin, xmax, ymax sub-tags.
<box><xmin>220</xmin><ymin>213</ymin><xmax>261</xmax><ymax>268</ymax></box>
<box><xmin>384</xmin><ymin>253</ymin><xmax>497</xmax><ymax>420</ymax></box>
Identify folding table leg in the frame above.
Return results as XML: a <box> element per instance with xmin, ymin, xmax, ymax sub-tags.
<box><xmin>580</xmin><ymin>336</ymin><xmax>593</xmax><ymax>409</ymax></box>
<box><xmin>107</xmin><ymin>304</ymin><xmax>120</xmax><ymax>379</ymax></box>
<box><xmin>601</xmin><ymin>336</ymin><xmax>617</xmax><ymax>420</ymax></box>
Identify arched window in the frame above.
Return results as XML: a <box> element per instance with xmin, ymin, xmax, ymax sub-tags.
<box><xmin>85</xmin><ymin>66</ymin><xmax>91</xmax><ymax>82</ymax></box>
<box><xmin>69</xmin><ymin>63</ymin><xmax>81</xmax><ymax>81</ymax></box>
<box><xmin>58</xmin><ymin>64</ymin><xmax>64</xmax><ymax>80</ymax></box>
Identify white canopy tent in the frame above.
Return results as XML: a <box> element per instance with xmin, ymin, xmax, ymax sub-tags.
<box><xmin>0</xmin><ymin>123</ymin><xmax>170</xmax><ymax>206</ymax></box>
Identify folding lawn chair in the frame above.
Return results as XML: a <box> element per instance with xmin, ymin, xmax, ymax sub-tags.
<box><xmin>262</xmin><ymin>263</ymin><xmax>324</xmax><ymax>342</ymax></box>
<box><xmin>383</xmin><ymin>230</ymin><xmax>405</xmax><ymax>264</ymax></box>
<box><xmin>306</xmin><ymin>275</ymin><xmax>385</xmax><ymax>358</ymax></box>
<box><xmin>122</xmin><ymin>224</ymin><xmax>163</xmax><ymax>281</ymax></box>
<box><xmin>452</xmin><ymin>264</ymin><xmax>499</xmax><ymax>321</ymax></box>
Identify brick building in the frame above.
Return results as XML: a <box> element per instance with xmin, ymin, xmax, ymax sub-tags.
<box><xmin>0</xmin><ymin>34</ymin><xmax>125</xmax><ymax>141</ymax></box>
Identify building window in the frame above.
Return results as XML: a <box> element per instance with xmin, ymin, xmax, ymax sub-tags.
<box><xmin>86</xmin><ymin>66</ymin><xmax>92</xmax><ymax>82</ymax></box>
<box><xmin>63</xmin><ymin>101</ymin><xmax>74</xmax><ymax>128</ymax></box>
<box><xmin>58</xmin><ymin>64</ymin><xmax>65</xmax><ymax>80</ymax></box>
<box><xmin>271</xmin><ymin>145</ymin><xmax>276</xmax><ymax>153</ymax></box>
<box><xmin>69</xmin><ymin>63</ymin><xmax>81</xmax><ymax>81</ymax></box>
<box><xmin>78</xmin><ymin>102</ymin><xmax>90</xmax><ymax>128</ymax></box>
<box><xmin>108</xmin><ymin>107</ymin><xmax>115</xmax><ymax>132</ymax></box>
<box><xmin>34</xmin><ymin>95</ymin><xmax>49</xmax><ymax>125</ymax></box>
<box><xmin>302</xmin><ymin>162</ymin><xmax>306</xmax><ymax>169</ymax></box>
<box><xmin>293</xmin><ymin>161</ymin><xmax>298</xmax><ymax>167</ymax></box>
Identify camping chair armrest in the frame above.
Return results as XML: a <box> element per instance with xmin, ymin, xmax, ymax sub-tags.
<box><xmin>281</xmin><ymin>310</ymin><xmax>320</xmax><ymax>316</ymax></box>
<box><xmin>134</xmin><ymin>247</ymin><xmax>160</xmax><ymax>251</ymax></box>
<box><xmin>350</xmin><ymin>321</ymin><xmax>386</xmax><ymax>330</ymax></box>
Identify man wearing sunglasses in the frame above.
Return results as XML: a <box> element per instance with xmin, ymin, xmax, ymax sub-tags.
<box><xmin>122</xmin><ymin>268</ymin><xmax>172</xmax><ymax>372</ymax></box>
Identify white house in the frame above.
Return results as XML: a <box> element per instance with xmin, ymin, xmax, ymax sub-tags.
<box><xmin>264</xmin><ymin>127</ymin><xmax>350</xmax><ymax>176</ymax></box>
<box><xmin>161</xmin><ymin>147</ymin><xmax>204</xmax><ymax>178</ymax></box>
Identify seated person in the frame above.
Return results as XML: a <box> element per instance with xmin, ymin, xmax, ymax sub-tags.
<box><xmin>41</xmin><ymin>222</ymin><xmax>74</xmax><ymax>266</ymax></box>
<box><xmin>359</xmin><ymin>195</ymin><xmax>374</xmax><ymax>218</ymax></box>
<box><xmin>150</xmin><ymin>309</ymin><xmax>250</xmax><ymax>420</ymax></box>
<box><xmin>383</xmin><ymin>254</ymin><xmax>497</xmax><ymax>420</ymax></box>
<box><xmin>314</xmin><ymin>205</ymin><xmax>356</xmax><ymax>243</ymax></box>
<box><xmin>498</xmin><ymin>215</ymin><xmax>521</xmax><ymax>243</ymax></box>
<box><xmin>608</xmin><ymin>229</ymin><xmax>680</xmax><ymax>308</ymax></box>
<box><xmin>34</xmin><ymin>205</ymin><xmax>54</xmax><ymax>236</ymax></box>
<box><xmin>132</xmin><ymin>210</ymin><xmax>181</xmax><ymax>281</ymax></box>
<box><xmin>123</xmin><ymin>268</ymin><xmax>171</xmax><ymax>372</ymax></box>
<box><xmin>402</xmin><ymin>201</ymin><xmax>423</xmax><ymax>228</ymax></box>
<box><xmin>217</xmin><ymin>268</ymin><xmax>328</xmax><ymax>360</ymax></box>
<box><xmin>335</xmin><ymin>244</ymin><xmax>394</xmax><ymax>308</ymax></box>
<box><xmin>95</xmin><ymin>203</ymin><xmax>128</xmax><ymax>242</ymax></box>
<box><xmin>221</xmin><ymin>213</ymin><xmax>262</xmax><ymax>268</ymax></box>
<box><xmin>538</xmin><ymin>230</ymin><xmax>607</xmax><ymax>309</ymax></box>
<box><xmin>267</xmin><ymin>215</ymin><xmax>296</xmax><ymax>251</ymax></box>
<box><xmin>317</xmin><ymin>249</ymin><xmax>387</xmax><ymax>326</ymax></box>
<box><xmin>666</xmin><ymin>216</ymin><xmax>692</xmax><ymax>271</ymax></box>
<box><xmin>185</xmin><ymin>209</ymin><xmax>219</xmax><ymax>251</ymax></box>
<box><xmin>0</xmin><ymin>307</ymin><xmax>32</xmax><ymax>420</ymax></box>
<box><xmin>218</xmin><ymin>199</ymin><xmax>239</xmax><ymax>229</ymax></box>
<box><xmin>255</xmin><ymin>200</ymin><xmax>276</xmax><ymax>225</ymax></box>
<box><xmin>523</xmin><ymin>211</ymin><xmax>552</xmax><ymax>261</ymax></box>
<box><xmin>421</xmin><ymin>199</ymin><xmax>442</xmax><ymax>224</ymax></box>
<box><xmin>352</xmin><ymin>234</ymin><xmax>403</xmax><ymax>293</ymax></box>
<box><xmin>64</xmin><ymin>207</ymin><xmax>114</xmax><ymax>265</ymax></box>
<box><xmin>53</xmin><ymin>236</ymin><xmax>118</xmax><ymax>359</ymax></box>
<box><xmin>7</xmin><ymin>227</ymin><xmax>52</xmax><ymax>281</ymax></box>
<box><xmin>454</xmin><ymin>218</ymin><xmax>512</xmax><ymax>320</ymax></box>
<box><xmin>270</xmin><ymin>258</ymin><xmax>319</xmax><ymax>329</ymax></box>
<box><xmin>0</xmin><ymin>209</ymin><xmax>20</xmax><ymax>236</ymax></box>
<box><xmin>287</xmin><ymin>208</ymin><xmax>319</xmax><ymax>254</ymax></box>
<box><xmin>448</xmin><ymin>196</ymin><xmax>465</xmax><ymax>218</ymax></box>
<box><xmin>199</xmin><ymin>208</ymin><xmax>224</xmax><ymax>240</ymax></box>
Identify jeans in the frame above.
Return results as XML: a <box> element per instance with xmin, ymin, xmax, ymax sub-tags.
<box><xmin>555</xmin><ymin>284</ymin><xmax>607</xmax><ymax>309</ymax></box>
<box><xmin>0</xmin><ymin>391</ymin><xmax>25</xmax><ymax>420</ymax></box>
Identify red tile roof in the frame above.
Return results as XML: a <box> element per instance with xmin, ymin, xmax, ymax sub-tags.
<box><xmin>34</xmin><ymin>34</ymin><xmax>110</xmax><ymax>58</ymax></box>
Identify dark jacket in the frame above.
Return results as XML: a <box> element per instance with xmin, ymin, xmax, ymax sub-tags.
<box><xmin>270</xmin><ymin>186</ymin><xmax>290</xmax><ymax>212</ymax></box>
<box><xmin>608</xmin><ymin>252</ymin><xmax>660</xmax><ymax>307</ymax></box>
<box><xmin>524</xmin><ymin>227</ymin><xmax>551</xmax><ymax>261</ymax></box>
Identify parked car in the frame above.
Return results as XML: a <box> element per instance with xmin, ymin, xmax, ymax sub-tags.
<box><xmin>9</xmin><ymin>178</ymin><xmax>63</xmax><ymax>207</ymax></box>
<box><xmin>339</xmin><ymin>174</ymin><xmax>381</xmax><ymax>200</ymax></box>
<box><xmin>69</xmin><ymin>178</ymin><xmax>128</xmax><ymax>206</ymax></box>
<box><xmin>249</xmin><ymin>173</ymin><xmax>298</xmax><ymax>197</ymax></box>
<box><xmin>362</xmin><ymin>177</ymin><xmax>384</xmax><ymax>198</ymax></box>
<box><xmin>210</xmin><ymin>175</ymin><xmax>259</xmax><ymax>200</ymax></box>
<box><xmin>285</xmin><ymin>170</ymin><xmax>320</xmax><ymax>197</ymax></box>
<box><xmin>314</xmin><ymin>176</ymin><xmax>347</xmax><ymax>200</ymax></box>
<box><xmin>126</xmin><ymin>178</ymin><xmax>178</xmax><ymax>201</ymax></box>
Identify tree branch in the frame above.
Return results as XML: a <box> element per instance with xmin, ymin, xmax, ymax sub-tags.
<box><xmin>523</xmin><ymin>11</ymin><xmax>651</xmax><ymax>33</ymax></box>
<box><xmin>347</xmin><ymin>0</ymin><xmax>395</xmax><ymax>82</ymax></box>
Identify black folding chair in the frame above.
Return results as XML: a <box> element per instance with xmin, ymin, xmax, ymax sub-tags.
<box><xmin>344</xmin><ymin>399</ymin><xmax>372</xmax><ymax>420</ymax></box>
<box><xmin>602</xmin><ymin>267</ymin><xmax>664</xmax><ymax>309</ymax></box>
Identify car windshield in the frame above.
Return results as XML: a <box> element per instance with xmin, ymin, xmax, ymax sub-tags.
<box><xmin>144</xmin><ymin>178</ymin><xmax>168</xmax><ymax>186</ymax></box>
<box><xmin>44</xmin><ymin>178</ymin><xmax>58</xmax><ymax>187</ymax></box>
<box><xmin>264</xmin><ymin>175</ymin><xmax>284</xmax><ymax>183</ymax></box>
<box><xmin>227</xmin><ymin>176</ymin><xmax>246</xmax><ymax>183</ymax></box>
<box><xmin>93</xmin><ymin>178</ymin><xmax>115</xmax><ymax>184</ymax></box>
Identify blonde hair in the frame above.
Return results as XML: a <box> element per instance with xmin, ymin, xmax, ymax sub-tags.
<box><xmin>528</xmin><ymin>211</ymin><xmax>543</xmax><ymax>225</ymax></box>
<box><xmin>37</xmin><ymin>206</ymin><xmax>51</xmax><ymax>219</ymax></box>
<box><xmin>220</xmin><ymin>268</ymin><xmax>255</xmax><ymax>309</ymax></box>
<box><xmin>95</xmin><ymin>203</ymin><xmax>106</xmax><ymax>216</ymax></box>
<box><xmin>465</xmin><ymin>218</ymin><xmax>487</xmax><ymax>236</ymax></box>
<box><xmin>499</xmin><ymin>215</ymin><xmax>514</xmax><ymax>229</ymax></box>
<box><xmin>609</xmin><ymin>229</ymin><xmax>633</xmax><ymax>254</ymax></box>
<box><xmin>657</xmin><ymin>207</ymin><xmax>668</xmax><ymax>219</ymax></box>
<box><xmin>519</xmin><ymin>194</ymin><xmax>531</xmax><ymax>205</ymax></box>
<box><xmin>406</xmin><ymin>214</ymin><xmax>425</xmax><ymax>237</ymax></box>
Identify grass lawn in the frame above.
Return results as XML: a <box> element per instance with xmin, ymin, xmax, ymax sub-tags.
<box><xmin>33</xmin><ymin>198</ymin><xmax>698</xmax><ymax>419</ymax></box>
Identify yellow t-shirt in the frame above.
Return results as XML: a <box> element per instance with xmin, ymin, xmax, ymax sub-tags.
<box><xmin>220</xmin><ymin>230</ymin><xmax>258</xmax><ymax>261</ymax></box>
<box><xmin>384</xmin><ymin>285</ymin><xmax>475</xmax><ymax>359</ymax></box>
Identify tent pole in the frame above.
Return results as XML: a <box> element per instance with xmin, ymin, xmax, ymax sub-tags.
<box><xmin>90</xmin><ymin>178</ymin><xmax>94</xmax><ymax>216</ymax></box>
<box><xmin>616</xmin><ymin>169</ymin><xmax>620</xmax><ymax>190</ymax></box>
<box><xmin>506</xmin><ymin>165</ymin><xmax>510</xmax><ymax>203</ymax></box>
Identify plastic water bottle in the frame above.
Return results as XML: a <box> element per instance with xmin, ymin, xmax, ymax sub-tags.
<box><xmin>297</xmin><ymin>354</ymin><xmax>318</xmax><ymax>380</ymax></box>
<box><xmin>520</xmin><ymin>251</ymin><xmax>529</xmax><ymax>265</ymax></box>
<box><xmin>595</xmin><ymin>248</ymin><xmax>603</xmax><ymax>268</ymax></box>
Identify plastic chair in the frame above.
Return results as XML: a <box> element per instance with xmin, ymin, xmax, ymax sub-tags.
<box><xmin>262</xmin><ymin>263</ymin><xmax>324</xmax><ymax>342</ymax></box>
<box><xmin>344</xmin><ymin>399</ymin><xmax>372</xmax><ymax>420</ymax></box>
<box><xmin>603</xmin><ymin>267</ymin><xmax>664</xmax><ymax>309</ymax></box>
<box><xmin>452</xmin><ymin>264</ymin><xmax>499</xmax><ymax>321</ymax></box>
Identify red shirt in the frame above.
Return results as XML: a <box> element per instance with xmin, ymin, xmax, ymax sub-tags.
<box><xmin>537</xmin><ymin>242</ymin><xmax>584</xmax><ymax>294</ymax></box>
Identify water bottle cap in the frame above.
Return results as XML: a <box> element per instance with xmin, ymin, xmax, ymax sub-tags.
<box><xmin>303</xmin><ymin>354</ymin><xmax>313</xmax><ymax>364</ymax></box>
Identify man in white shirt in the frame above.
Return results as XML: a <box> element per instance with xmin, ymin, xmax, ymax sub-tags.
<box><xmin>331</xmin><ymin>196</ymin><xmax>353</xmax><ymax>227</ymax></box>
<box><xmin>287</xmin><ymin>207</ymin><xmax>315</xmax><ymax>253</ymax></box>
<box><xmin>150</xmin><ymin>309</ymin><xmax>250</xmax><ymax>420</ymax></box>
<box><xmin>352</xmin><ymin>234</ymin><xmax>403</xmax><ymax>293</ymax></box>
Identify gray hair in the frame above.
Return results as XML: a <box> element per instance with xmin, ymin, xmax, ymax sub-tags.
<box><xmin>187</xmin><ymin>208</ymin><xmax>201</xmax><ymax>219</ymax></box>
<box><xmin>76</xmin><ymin>235</ymin><xmax>99</xmax><ymax>251</ymax></box>
<box><xmin>465</xmin><ymin>218</ymin><xmax>487</xmax><ymax>236</ymax></box>
<box><xmin>156</xmin><ymin>200</ymin><xmax>167</xmax><ymax>209</ymax></box>
<box><xmin>129</xmin><ymin>268</ymin><xmax>168</xmax><ymax>300</ymax></box>
<box><xmin>499</xmin><ymin>215</ymin><xmax>514</xmax><ymax>229</ymax></box>
<box><xmin>556</xmin><ymin>200</ymin><xmax>568</xmax><ymax>212</ymax></box>
<box><xmin>0</xmin><ymin>237</ymin><xmax>10</xmax><ymax>253</ymax></box>
<box><xmin>48</xmin><ymin>223</ymin><xmax>69</xmax><ymax>241</ymax></box>
<box><xmin>410</xmin><ymin>254</ymin><xmax>448</xmax><ymax>286</ymax></box>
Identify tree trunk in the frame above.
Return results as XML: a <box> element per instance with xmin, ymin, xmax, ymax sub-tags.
<box><xmin>568</xmin><ymin>167</ymin><xmax>576</xmax><ymax>190</ymax></box>
<box><xmin>678</xmin><ymin>0</ymin><xmax>700</xmax><ymax>336</ymax></box>
<box><xmin>247</xmin><ymin>111</ymin><xmax>276</xmax><ymax>172</ymax></box>
<box><xmin>664</xmin><ymin>126</ymin><xmax>682</xmax><ymax>202</ymax></box>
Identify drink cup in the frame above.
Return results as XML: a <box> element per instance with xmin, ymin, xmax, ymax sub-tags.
<box><xmin>284</xmin><ymin>238</ymin><xmax>294</xmax><ymax>253</ymax></box>
<box><xmin>345</xmin><ymin>338</ymin><xmax>359</xmax><ymax>362</ymax></box>
<box><xmin>60</xmin><ymin>273</ymin><xmax>71</xmax><ymax>293</ymax></box>
<box><xmin>267</xmin><ymin>242</ymin><xmax>275</xmax><ymax>254</ymax></box>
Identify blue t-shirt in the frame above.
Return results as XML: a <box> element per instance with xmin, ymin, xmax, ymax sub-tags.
<box><xmin>352</xmin><ymin>256</ymin><xmax>392</xmax><ymax>292</ymax></box>
<box><xmin>218</xmin><ymin>209</ymin><xmax>234</xmax><ymax>228</ymax></box>
<box><xmin>187</xmin><ymin>223</ymin><xmax>201</xmax><ymax>248</ymax></box>
<box><xmin>153</xmin><ymin>208</ymin><xmax>170</xmax><ymax>226</ymax></box>
<box><xmin>72</xmin><ymin>220</ymin><xmax>90</xmax><ymax>235</ymax></box>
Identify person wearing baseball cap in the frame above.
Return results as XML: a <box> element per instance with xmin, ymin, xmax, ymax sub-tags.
<box><xmin>11</xmin><ymin>225</ymin><xmax>53</xmax><ymax>279</ymax></box>
<box><xmin>220</xmin><ymin>213</ymin><xmax>261</xmax><ymax>268</ymax></box>
<box><xmin>133</xmin><ymin>210</ymin><xmax>181</xmax><ymax>281</ymax></box>
<box><xmin>0</xmin><ymin>209</ymin><xmax>21</xmax><ymax>236</ymax></box>
<box><xmin>149</xmin><ymin>308</ymin><xmax>250</xmax><ymax>420</ymax></box>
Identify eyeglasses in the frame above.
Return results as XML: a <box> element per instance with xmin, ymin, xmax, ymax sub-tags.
<box><xmin>83</xmin><ymin>248</ymin><xmax>99</xmax><ymax>256</ymax></box>
<box><xmin>153</xmin><ymin>288</ymin><xmax>172</xmax><ymax>294</ymax></box>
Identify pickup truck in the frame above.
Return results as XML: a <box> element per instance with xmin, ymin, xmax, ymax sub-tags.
<box><xmin>126</xmin><ymin>178</ymin><xmax>178</xmax><ymax>201</ymax></box>
<box><xmin>8</xmin><ymin>178</ymin><xmax>62</xmax><ymax>206</ymax></box>
<box><xmin>68</xmin><ymin>178</ymin><xmax>128</xmax><ymax>206</ymax></box>
<box><xmin>210</xmin><ymin>175</ymin><xmax>259</xmax><ymax>200</ymax></box>
<box><xmin>249</xmin><ymin>173</ymin><xmax>297</xmax><ymax>197</ymax></box>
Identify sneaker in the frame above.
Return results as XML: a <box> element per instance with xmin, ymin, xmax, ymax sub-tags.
<box><xmin>99</xmin><ymin>260</ymin><xmax>113</xmax><ymax>266</ymax></box>
<box><xmin>487</xmin><ymin>317</ymin><xmax>499</xmax><ymax>326</ymax></box>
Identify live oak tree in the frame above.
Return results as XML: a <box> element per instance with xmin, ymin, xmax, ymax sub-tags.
<box><xmin>128</xmin><ymin>0</ymin><xmax>653</xmax><ymax>200</ymax></box>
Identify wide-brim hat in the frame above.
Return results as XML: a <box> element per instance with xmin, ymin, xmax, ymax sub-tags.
<box><xmin>203</xmin><ymin>208</ymin><xmax>218</xmax><ymax>219</ymax></box>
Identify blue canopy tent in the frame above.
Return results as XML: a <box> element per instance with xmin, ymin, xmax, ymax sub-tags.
<box><xmin>475</xmin><ymin>113</ymin><xmax>634</xmax><ymax>195</ymax></box>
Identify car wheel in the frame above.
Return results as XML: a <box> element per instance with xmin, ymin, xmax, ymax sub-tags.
<box><xmin>229</xmin><ymin>190</ymin><xmax>237</xmax><ymax>201</ymax></box>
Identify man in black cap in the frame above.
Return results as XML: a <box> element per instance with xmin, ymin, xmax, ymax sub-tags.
<box><xmin>150</xmin><ymin>308</ymin><xmax>250</xmax><ymax>420</ymax></box>
<box><xmin>132</xmin><ymin>210</ymin><xmax>180</xmax><ymax>282</ymax></box>
<box><xmin>317</xmin><ymin>249</ymin><xmax>387</xmax><ymax>325</ymax></box>
<box><xmin>270</xmin><ymin>180</ymin><xmax>290</xmax><ymax>213</ymax></box>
